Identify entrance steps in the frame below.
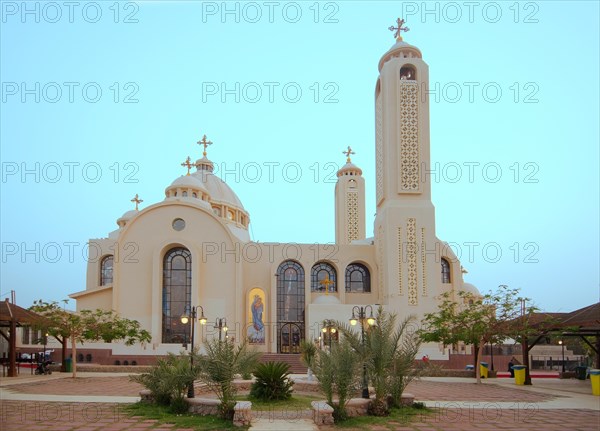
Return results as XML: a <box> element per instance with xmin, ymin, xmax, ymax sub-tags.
<box><xmin>260</xmin><ymin>353</ymin><xmax>307</xmax><ymax>374</ymax></box>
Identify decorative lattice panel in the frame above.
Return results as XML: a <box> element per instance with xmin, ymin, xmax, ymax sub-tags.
<box><xmin>397</xmin><ymin>227</ymin><xmax>403</xmax><ymax>295</ymax></box>
<box><xmin>407</xmin><ymin>218</ymin><xmax>418</xmax><ymax>305</ymax></box>
<box><xmin>347</xmin><ymin>191</ymin><xmax>359</xmax><ymax>242</ymax></box>
<box><xmin>399</xmin><ymin>82</ymin><xmax>420</xmax><ymax>193</ymax></box>
<box><xmin>376</xmin><ymin>94</ymin><xmax>384</xmax><ymax>204</ymax></box>
<box><xmin>421</xmin><ymin>227</ymin><xmax>427</xmax><ymax>297</ymax></box>
<box><xmin>377</xmin><ymin>225</ymin><xmax>384</xmax><ymax>299</ymax></box>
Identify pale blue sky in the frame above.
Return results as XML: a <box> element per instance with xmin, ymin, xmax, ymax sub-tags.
<box><xmin>1</xmin><ymin>1</ymin><xmax>598</xmax><ymax>312</ymax></box>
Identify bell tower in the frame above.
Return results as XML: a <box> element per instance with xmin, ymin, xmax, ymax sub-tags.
<box><xmin>374</xmin><ymin>20</ymin><xmax>441</xmax><ymax>309</ymax></box>
<box><xmin>335</xmin><ymin>147</ymin><xmax>366</xmax><ymax>245</ymax></box>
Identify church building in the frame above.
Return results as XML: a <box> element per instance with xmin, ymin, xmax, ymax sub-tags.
<box><xmin>70</xmin><ymin>22</ymin><xmax>479</xmax><ymax>362</ymax></box>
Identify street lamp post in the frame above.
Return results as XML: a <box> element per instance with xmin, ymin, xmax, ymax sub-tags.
<box><xmin>559</xmin><ymin>340</ymin><xmax>565</xmax><ymax>373</ymax></box>
<box><xmin>43</xmin><ymin>332</ymin><xmax>48</xmax><ymax>362</ymax></box>
<box><xmin>321</xmin><ymin>320</ymin><xmax>337</xmax><ymax>347</ymax></box>
<box><xmin>214</xmin><ymin>318</ymin><xmax>228</xmax><ymax>342</ymax></box>
<box><xmin>181</xmin><ymin>305</ymin><xmax>207</xmax><ymax>398</ymax></box>
<box><xmin>349</xmin><ymin>305</ymin><xmax>376</xmax><ymax>399</ymax></box>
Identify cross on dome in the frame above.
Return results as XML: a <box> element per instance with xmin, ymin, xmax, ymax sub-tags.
<box><xmin>131</xmin><ymin>194</ymin><xmax>143</xmax><ymax>211</ymax></box>
<box><xmin>197</xmin><ymin>134</ymin><xmax>213</xmax><ymax>157</ymax></box>
<box><xmin>181</xmin><ymin>156</ymin><xmax>193</xmax><ymax>175</ymax></box>
<box><xmin>389</xmin><ymin>18</ymin><xmax>409</xmax><ymax>41</ymax></box>
<box><xmin>343</xmin><ymin>146</ymin><xmax>355</xmax><ymax>163</ymax></box>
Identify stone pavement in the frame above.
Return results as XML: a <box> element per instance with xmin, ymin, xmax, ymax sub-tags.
<box><xmin>1</xmin><ymin>373</ymin><xmax>598</xmax><ymax>430</ymax></box>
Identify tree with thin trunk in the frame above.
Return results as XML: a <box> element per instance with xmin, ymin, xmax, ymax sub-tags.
<box><xmin>420</xmin><ymin>285</ymin><xmax>540</xmax><ymax>384</ymax></box>
<box><xmin>30</xmin><ymin>300</ymin><xmax>151</xmax><ymax>378</ymax></box>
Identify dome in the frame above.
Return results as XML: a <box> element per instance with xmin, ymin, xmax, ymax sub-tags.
<box><xmin>378</xmin><ymin>40</ymin><xmax>422</xmax><ymax>72</ymax></box>
<box><xmin>164</xmin><ymin>173</ymin><xmax>210</xmax><ymax>201</ymax></box>
<box><xmin>116</xmin><ymin>209</ymin><xmax>138</xmax><ymax>228</ymax></box>
<box><xmin>192</xmin><ymin>160</ymin><xmax>245</xmax><ymax>211</ymax></box>
<box><xmin>461</xmin><ymin>283</ymin><xmax>481</xmax><ymax>296</ymax></box>
<box><xmin>337</xmin><ymin>161</ymin><xmax>363</xmax><ymax>177</ymax></box>
<box><xmin>169</xmin><ymin>174</ymin><xmax>208</xmax><ymax>192</ymax></box>
<box><xmin>312</xmin><ymin>295</ymin><xmax>341</xmax><ymax>305</ymax></box>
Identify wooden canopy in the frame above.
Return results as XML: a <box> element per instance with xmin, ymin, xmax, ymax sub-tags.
<box><xmin>0</xmin><ymin>299</ymin><xmax>49</xmax><ymax>377</ymax></box>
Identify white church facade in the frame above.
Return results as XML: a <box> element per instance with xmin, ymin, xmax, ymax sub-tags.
<box><xmin>70</xmin><ymin>27</ymin><xmax>479</xmax><ymax>362</ymax></box>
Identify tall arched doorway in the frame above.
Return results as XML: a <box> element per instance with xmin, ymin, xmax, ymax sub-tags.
<box><xmin>276</xmin><ymin>260</ymin><xmax>305</xmax><ymax>353</ymax></box>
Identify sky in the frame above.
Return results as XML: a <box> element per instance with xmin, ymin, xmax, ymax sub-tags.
<box><xmin>1</xmin><ymin>1</ymin><xmax>599</xmax><ymax>313</ymax></box>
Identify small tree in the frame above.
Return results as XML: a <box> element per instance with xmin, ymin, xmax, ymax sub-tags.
<box><xmin>420</xmin><ymin>285</ymin><xmax>541</xmax><ymax>384</ymax></box>
<box><xmin>30</xmin><ymin>300</ymin><xmax>151</xmax><ymax>378</ymax></box>
<box><xmin>337</xmin><ymin>308</ymin><xmax>421</xmax><ymax>416</ymax></box>
<box><xmin>300</xmin><ymin>339</ymin><xmax>317</xmax><ymax>380</ymax></box>
<box><xmin>130</xmin><ymin>352</ymin><xmax>194</xmax><ymax>412</ymax></box>
<box><xmin>194</xmin><ymin>339</ymin><xmax>261</xmax><ymax>420</ymax></box>
<box><xmin>312</xmin><ymin>338</ymin><xmax>362</xmax><ymax>422</ymax></box>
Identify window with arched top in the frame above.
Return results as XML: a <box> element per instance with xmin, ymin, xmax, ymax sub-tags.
<box><xmin>400</xmin><ymin>65</ymin><xmax>416</xmax><ymax>81</ymax></box>
<box><xmin>162</xmin><ymin>247</ymin><xmax>192</xmax><ymax>343</ymax></box>
<box><xmin>345</xmin><ymin>263</ymin><xmax>371</xmax><ymax>293</ymax></box>
<box><xmin>100</xmin><ymin>255</ymin><xmax>113</xmax><ymax>286</ymax></box>
<box><xmin>182</xmin><ymin>191</ymin><xmax>188</xmax><ymax>197</ymax></box>
<box><xmin>276</xmin><ymin>261</ymin><xmax>305</xmax><ymax>323</ymax></box>
<box><xmin>311</xmin><ymin>262</ymin><xmax>337</xmax><ymax>293</ymax></box>
<box><xmin>441</xmin><ymin>258</ymin><xmax>451</xmax><ymax>284</ymax></box>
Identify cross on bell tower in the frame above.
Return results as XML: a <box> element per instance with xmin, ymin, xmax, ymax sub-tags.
<box><xmin>343</xmin><ymin>146</ymin><xmax>355</xmax><ymax>163</ymax></box>
<box><xmin>389</xmin><ymin>18</ymin><xmax>410</xmax><ymax>42</ymax></box>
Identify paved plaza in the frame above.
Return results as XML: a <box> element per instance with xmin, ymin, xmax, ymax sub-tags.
<box><xmin>1</xmin><ymin>373</ymin><xmax>598</xmax><ymax>430</ymax></box>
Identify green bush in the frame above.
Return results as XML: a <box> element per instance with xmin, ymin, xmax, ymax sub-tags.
<box><xmin>195</xmin><ymin>339</ymin><xmax>262</xmax><ymax>420</ymax></box>
<box><xmin>130</xmin><ymin>352</ymin><xmax>194</xmax><ymax>409</ymax></box>
<box><xmin>313</xmin><ymin>339</ymin><xmax>362</xmax><ymax>422</ymax></box>
<box><xmin>249</xmin><ymin>361</ymin><xmax>294</xmax><ymax>401</ymax></box>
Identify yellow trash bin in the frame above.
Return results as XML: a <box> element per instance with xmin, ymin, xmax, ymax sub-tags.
<box><xmin>480</xmin><ymin>361</ymin><xmax>489</xmax><ymax>379</ymax></box>
<box><xmin>590</xmin><ymin>369</ymin><xmax>600</xmax><ymax>396</ymax></box>
<box><xmin>512</xmin><ymin>365</ymin><xmax>527</xmax><ymax>385</ymax></box>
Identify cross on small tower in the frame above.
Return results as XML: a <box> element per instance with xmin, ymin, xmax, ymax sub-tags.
<box><xmin>131</xmin><ymin>194</ymin><xmax>143</xmax><ymax>211</ymax></box>
<box><xmin>320</xmin><ymin>275</ymin><xmax>335</xmax><ymax>296</ymax></box>
<box><xmin>197</xmin><ymin>134</ymin><xmax>213</xmax><ymax>157</ymax></box>
<box><xmin>181</xmin><ymin>156</ymin><xmax>193</xmax><ymax>175</ymax></box>
<box><xmin>389</xmin><ymin>18</ymin><xmax>410</xmax><ymax>42</ymax></box>
<box><xmin>343</xmin><ymin>146</ymin><xmax>355</xmax><ymax>163</ymax></box>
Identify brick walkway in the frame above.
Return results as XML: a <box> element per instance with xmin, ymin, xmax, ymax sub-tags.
<box><xmin>7</xmin><ymin>377</ymin><xmax>143</xmax><ymax>397</ymax></box>
<box><xmin>1</xmin><ymin>375</ymin><xmax>599</xmax><ymax>430</ymax></box>
<box><xmin>404</xmin><ymin>380</ymin><xmax>556</xmax><ymax>402</ymax></box>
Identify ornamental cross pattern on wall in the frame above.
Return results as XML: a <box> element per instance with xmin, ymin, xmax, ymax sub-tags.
<box><xmin>347</xmin><ymin>191</ymin><xmax>359</xmax><ymax>242</ymax></box>
<box><xmin>407</xmin><ymin>218</ymin><xmax>418</xmax><ymax>305</ymax></box>
<box><xmin>399</xmin><ymin>82</ymin><xmax>420</xmax><ymax>193</ymax></box>
<box><xmin>376</xmin><ymin>94</ymin><xmax>384</xmax><ymax>204</ymax></box>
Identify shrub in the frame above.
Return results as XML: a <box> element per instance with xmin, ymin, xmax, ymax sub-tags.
<box><xmin>313</xmin><ymin>339</ymin><xmax>362</xmax><ymax>422</ymax></box>
<box><xmin>250</xmin><ymin>361</ymin><xmax>294</xmax><ymax>401</ymax></box>
<box><xmin>195</xmin><ymin>339</ymin><xmax>261</xmax><ymax>420</ymax></box>
<box><xmin>130</xmin><ymin>352</ymin><xmax>194</xmax><ymax>409</ymax></box>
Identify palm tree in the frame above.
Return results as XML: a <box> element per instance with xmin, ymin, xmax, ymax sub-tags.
<box><xmin>194</xmin><ymin>339</ymin><xmax>261</xmax><ymax>420</ymax></box>
<box><xmin>337</xmin><ymin>307</ymin><xmax>421</xmax><ymax>416</ymax></box>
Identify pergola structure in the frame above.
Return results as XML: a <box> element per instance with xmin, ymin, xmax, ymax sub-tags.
<box><xmin>0</xmin><ymin>298</ymin><xmax>49</xmax><ymax>377</ymax></box>
<box><xmin>528</xmin><ymin>302</ymin><xmax>600</xmax><ymax>368</ymax></box>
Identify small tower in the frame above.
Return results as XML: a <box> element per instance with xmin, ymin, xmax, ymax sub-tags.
<box><xmin>335</xmin><ymin>147</ymin><xmax>366</xmax><ymax>245</ymax></box>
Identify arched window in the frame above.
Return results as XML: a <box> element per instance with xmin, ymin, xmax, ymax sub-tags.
<box><xmin>441</xmin><ymin>258</ymin><xmax>451</xmax><ymax>284</ymax></box>
<box><xmin>182</xmin><ymin>191</ymin><xmax>188</xmax><ymax>197</ymax></box>
<box><xmin>345</xmin><ymin>263</ymin><xmax>371</xmax><ymax>293</ymax></box>
<box><xmin>311</xmin><ymin>262</ymin><xmax>337</xmax><ymax>292</ymax></box>
<box><xmin>100</xmin><ymin>255</ymin><xmax>113</xmax><ymax>286</ymax></box>
<box><xmin>276</xmin><ymin>261</ymin><xmax>305</xmax><ymax>323</ymax></box>
<box><xmin>400</xmin><ymin>65</ymin><xmax>416</xmax><ymax>80</ymax></box>
<box><xmin>162</xmin><ymin>247</ymin><xmax>192</xmax><ymax>344</ymax></box>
